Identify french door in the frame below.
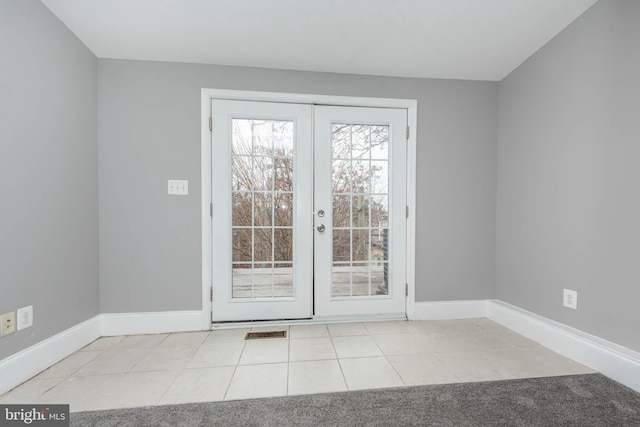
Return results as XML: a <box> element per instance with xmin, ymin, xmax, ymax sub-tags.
<box><xmin>211</xmin><ymin>101</ymin><xmax>313</xmax><ymax>321</ymax></box>
<box><xmin>314</xmin><ymin>106</ymin><xmax>407</xmax><ymax>318</ymax></box>
<box><xmin>211</xmin><ymin>100</ymin><xmax>406</xmax><ymax>322</ymax></box>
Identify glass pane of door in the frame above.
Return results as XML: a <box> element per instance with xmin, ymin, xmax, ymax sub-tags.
<box><xmin>331</xmin><ymin>124</ymin><xmax>390</xmax><ymax>297</ymax></box>
<box><xmin>231</xmin><ymin>119</ymin><xmax>294</xmax><ymax>298</ymax></box>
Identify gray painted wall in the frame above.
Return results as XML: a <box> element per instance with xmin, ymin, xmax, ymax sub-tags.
<box><xmin>0</xmin><ymin>0</ymin><xmax>99</xmax><ymax>359</ymax></box>
<box><xmin>497</xmin><ymin>0</ymin><xmax>640</xmax><ymax>351</ymax></box>
<box><xmin>98</xmin><ymin>60</ymin><xmax>498</xmax><ymax>312</ymax></box>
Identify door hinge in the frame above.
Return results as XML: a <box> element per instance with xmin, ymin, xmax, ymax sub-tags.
<box><xmin>209</xmin><ymin>116</ymin><xmax>212</xmax><ymax>132</ymax></box>
<box><xmin>210</xmin><ymin>287</ymin><xmax>213</xmax><ymax>302</ymax></box>
<box><xmin>406</xmin><ymin>126</ymin><xmax>410</xmax><ymax>140</ymax></box>
<box><xmin>406</xmin><ymin>205</ymin><xmax>409</xmax><ymax>218</ymax></box>
<box><xmin>210</xmin><ymin>202</ymin><xmax>213</xmax><ymax>217</ymax></box>
<box><xmin>405</xmin><ymin>283</ymin><xmax>409</xmax><ymax>296</ymax></box>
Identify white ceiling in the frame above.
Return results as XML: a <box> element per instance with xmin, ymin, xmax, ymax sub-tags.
<box><xmin>40</xmin><ymin>0</ymin><xmax>598</xmax><ymax>81</ymax></box>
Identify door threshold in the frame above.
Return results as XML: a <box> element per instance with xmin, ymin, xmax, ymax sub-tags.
<box><xmin>210</xmin><ymin>313</ymin><xmax>407</xmax><ymax>330</ymax></box>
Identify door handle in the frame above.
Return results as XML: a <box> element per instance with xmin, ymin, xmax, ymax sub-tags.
<box><xmin>317</xmin><ymin>224</ymin><xmax>326</xmax><ymax>232</ymax></box>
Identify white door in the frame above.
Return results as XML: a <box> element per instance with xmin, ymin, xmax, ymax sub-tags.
<box><xmin>211</xmin><ymin>101</ymin><xmax>407</xmax><ymax>321</ymax></box>
<box><xmin>313</xmin><ymin>106</ymin><xmax>407</xmax><ymax>318</ymax></box>
<box><xmin>211</xmin><ymin>100</ymin><xmax>313</xmax><ymax>321</ymax></box>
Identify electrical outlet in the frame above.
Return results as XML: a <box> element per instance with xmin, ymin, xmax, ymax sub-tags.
<box><xmin>563</xmin><ymin>289</ymin><xmax>578</xmax><ymax>310</ymax></box>
<box><xmin>17</xmin><ymin>305</ymin><xmax>33</xmax><ymax>330</ymax></box>
<box><xmin>1</xmin><ymin>312</ymin><xmax>16</xmax><ymax>336</ymax></box>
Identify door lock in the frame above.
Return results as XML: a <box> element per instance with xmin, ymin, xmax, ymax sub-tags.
<box><xmin>317</xmin><ymin>224</ymin><xmax>326</xmax><ymax>232</ymax></box>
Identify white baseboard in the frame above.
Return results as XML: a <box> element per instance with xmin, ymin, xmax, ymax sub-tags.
<box><xmin>0</xmin><ymin>316</ymin><xmax>101</xmax><ymax>396</ymax></box>
<box><xmin>488</xmin><ymin>300</ymin><xmax>640</xmax><ymax>393</ymax></box>
<box><xmin>412</xmin><ymin>300</ymin><xmax>490</xmax><ymax>320</ymax></box>
<box><xmin>100</xmin><ymin>310</ymin><xmax>206</xmax><ymax>336</ymax></box>
<box><xmin>4</xmin><ymin>303</ymin><xmax>640</xmax><ymax>397</ymax></box>
<box><xmin>0</xmin><ymin>311</ymin><xmax>206</xmax><ymax>395</ymax></box>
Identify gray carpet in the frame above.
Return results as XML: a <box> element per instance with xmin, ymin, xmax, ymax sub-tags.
<box><xmin>71</xmin><ymin>374</ymin><xmax>640</xmax><ymax>426</ymax></box>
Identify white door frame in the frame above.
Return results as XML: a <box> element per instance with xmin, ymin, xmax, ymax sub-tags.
<box><xmin>201</xmin><ymin>88</ymin><xmax>417</xmax><ymax>328</ymax></box>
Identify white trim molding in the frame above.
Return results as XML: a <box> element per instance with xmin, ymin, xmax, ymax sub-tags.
<box><xmin>200</xmin><ymin>91</ymin><xmax>213</xmax><ymax>330</ymax></box>
<box><xmin>0</xmin><ymin>316</ymin><xmax>101</xmax><ymax>396</ymax></box>
<box><xmin>100</xmin><ymin>311</ymin><xmax>206</xmax><ymax>336</ymax></box>
<box><xmin>405</xmin><ymin>105</ymin><xmax>418</xmax><ymax>321</ymax></box>
<box><xmin>488</xmin><ymin>300</ymin><xmax>640</xmax><ymax>393</ymax></box>
<box><xmin>201</xmin><ymin>88</ymin><xmax>418</xmax><ymax>323</ymax></box>
<box><xmin>412</xmin><ymin>300</ymin><xmax>490</xmax><ymax>320</ymax></box>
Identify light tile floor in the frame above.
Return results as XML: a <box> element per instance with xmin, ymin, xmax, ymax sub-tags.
<box><xmin>0</xmin><ymin>318</ymin><xmax>595</xmax><ymax>412</ymax></box>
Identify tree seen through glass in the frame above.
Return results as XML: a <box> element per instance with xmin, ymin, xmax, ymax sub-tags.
<box><xmin>230</xmin><ymin>119</ymin><xmax>390</xmax><ymax>298</ymax></box>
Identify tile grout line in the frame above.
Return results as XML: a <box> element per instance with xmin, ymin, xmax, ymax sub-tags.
<box><xmin>222</xmin><ymin>338</ymin><xmax>247</xmax><ymax>400</ymax></box>
<box><xmin>93</xmin><ymin>334</ymin><xmax>167</xmax><ymax>409</ymax></box>
<box><xmin>82</xmin><ymin>333</ymin><xmax>180</xmax><ymax>410</ymax></box>
<box><xmin>370</xmin><ymin>328</ymin><xmax>408</xmax><ymax>387</ymax></box>
<box><xmin>56</xmin><ymin>335</ymin><xmax>141</xmax><ymax>411</ymax></box>
<box><xmin>52</xmin><ymin>340</ymin><xmax>117</xmax><ymax>381</ymax></box>
<box><xmin>71</xmin><ymin>340</ymin><xmax>127</xmax><ymax>410</ymax></box>
<box><xmin>328</xmin><ymin>323</ymin><xmax>353</xmax><ymax>391</ymax></box>
<box><xmin>79</xmin><ymin>335</ymin><xmax>153</xmax><ymax>408</ymax></box>
<box><xmin>155</xmin><ymin>331</ymin><xmax>213</xmax><ymax>405</ymax></box>
<box><xmin>37</xmin><ymin>347</ymin><xmax>108</xmax><ymax>399</ymax></box>
<box><xmin>430</xmin><ymin>352</ymin><xmax>464</xmax><ymax>384</ymax></box>
<box><xmin>122</xmin><ymin>333</ymin><xmax>168</xmax><ymax>375</ymax></box>
<box><xmin>285</xmin><ymin>330</ymin><xmax>291</xmax><ymax>396</ymax></box>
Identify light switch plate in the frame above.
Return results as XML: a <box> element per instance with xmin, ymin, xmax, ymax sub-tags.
<box><xmin>168</xmin><ymin>180</ymin><xmax>188</xmax><ymax>195</ymax></box>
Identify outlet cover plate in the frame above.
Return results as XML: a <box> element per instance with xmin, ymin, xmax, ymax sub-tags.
<box><xmin>1</xmin><ymin>311</ymin><xmax>16</xmax><ymax>336</ymax></box>
<box><xmin>563</xmin><ymin>288</ymin><xmax>578</xmax><ymax>310</ymax></box>
<box><xmin>17</xmin><ymin>305</ymin><xmax>33</xmax><ymax>330</ymax></box>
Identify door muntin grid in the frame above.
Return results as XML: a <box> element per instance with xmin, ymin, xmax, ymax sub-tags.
<box><xmin>231</xmin><ymin>119</ymin><xmax>295</xmax><ymax>299</ymax></box>
<box><xmin>330</xmin><ymin>124</ymin><xmax>390</xmax><ymax>298</ymax></box>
